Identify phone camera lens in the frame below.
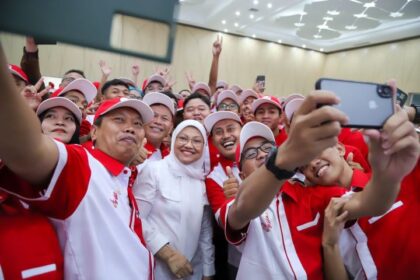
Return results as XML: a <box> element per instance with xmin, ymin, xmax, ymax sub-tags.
<box><xmin>377</xmin><ymin>85</ymin><xmax>391</xmax><ymax>98</ymax></box>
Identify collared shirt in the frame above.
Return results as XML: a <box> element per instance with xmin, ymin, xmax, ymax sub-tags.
<box><xmin>220</xmin><ymin>181</ymin><xmax>347</xmax><ymax>280</ymax></box>
<box><xmin>0</xmin><ymin>141</ymin><xmax>152</xmax><ymax>280</ymax></box>
<box><xmin>275</xmin><ymin>128</ymin><xmax>288</xmax><ymax>147</ymax></box>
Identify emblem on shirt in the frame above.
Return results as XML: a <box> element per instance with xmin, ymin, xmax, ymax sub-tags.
<box><xmin>110</xmin><ymin>191</ymin><xmax>119</xmax><ymax>208</ymax></box>
<box><xmin>260</xmin><ymin>209</ymin><xmax>273</xmax><ymax>232</ymax></box>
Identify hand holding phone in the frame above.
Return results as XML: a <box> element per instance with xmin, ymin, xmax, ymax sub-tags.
<box><xmin>256</xmin><ymin>75</ymin><xmax>265</xmax><ymax>93</ymax></box>
<box><xmin>315</xmin><ymin>78</ymin><xmax>394</xmax><ymax>128</ymax></box>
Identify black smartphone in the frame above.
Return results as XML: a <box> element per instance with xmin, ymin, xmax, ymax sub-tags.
<box><xmin>396</xmin><ymin>88</ymin><xmax>408</xmax><ymax>107</ymax></box>
<box><xmin>34</xmin><ymin>37</ymin><xmax>57</xmax><ymax>45</ymax></box>
<box><xmin>315</xmin><ymin>78</ymin><xmax>394</xmax><ymax>128</ymax></box>
<box><xmin>256</xmin><ymin>75</ymin><xmax>266</xmax><ymax>92</ymax></box>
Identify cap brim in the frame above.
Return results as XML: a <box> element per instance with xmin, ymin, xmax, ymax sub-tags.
<box><xmin>285</xmin><ymin>98</ymin><xmax>304</xmax><ymax>121</ymax></box>
<box><xmin>239</xmin><ymin>121</ymin><xmax>275</xmax><ymax>161</ymax></box>
<box><xmin>143</xmin><ymin>92</ymin><xmax>175</xmax><ymax>116</ymax></box>
<box><xmin>217</xmin><ymin>90</ymin><xmax>239</xmax><ymax>106</ymax></box>
<box><xmin>204</xmin><ymin>111</ymin><xmax>242</xmax><ymax>133</ymax></box>
<box><xmin>238</xmin><ymin>89</ymin><xmax>258</xmax><ymax>104</ymax></box>
<box><xmin>101</xmin><ymin>99</ymin><xmax>154</xmax><ymax>124</ymax></box>
<box><xmin>251</xmin><ymin>99</ymin><xmax>281</xmax><ymax>114</ymax></box>
<box><xmin>36</xmin><ymin>97</ymin><xmax>82</xmax><ymax>124</ymax></box>
<box><xmin>147</xmin><ymin>74</ymin><xmax>166</xmax><ymax>87</ymax></box>
<box><xmin>60</xmin><ymin>79</ymin><xmax>97</xmax><ymax>103</ymax></box>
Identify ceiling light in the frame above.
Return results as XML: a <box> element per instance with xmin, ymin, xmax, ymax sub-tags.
<box><xmin>317</xmin><ymin>24</ymin><xmax>329</xmax><ymax>30</ymax></box>
<box><xmin>267</xmin><ymin>3</ymin><xmax>273</xmax><ymax>8</ymax></box>
<box><xmin>302</xmin><ymin>44</ymin><xmax>306</xmax><ymax>48</ymax></box>
<box><xmin>221</xmin><ymin>20</ymin><xmax>226</xmax><ymax>24</ymax></box>
<box><xmin>294</xmin><ymin>22</ymin><xmax>305</xmax><ymax>27</ymax></box>
<box><xmin>253</xmin><ymin>0</ymin><xmax>259</xmax><ymax>5</ymax></box>
<box><xmin>235</xmin><ymin>11</ymin><xmax>241</xmax><ymax>16</ymax></box>
<box><xmin>390</xmin><ymin>12</ymin><xmax>403</xmax><ymax>18</ymax></box>
<box><xmin>249</xmin><ymin>14</ymin><xmax>255</xmax><ymax>19</ymax></box>
<box><xmin>354</xmin><ymin>13</ymin><xmax>367</xmax><ymax>18</ymax></box>
<box><xmin>327</xmin><ymin>10</ymin><xmax>340</xmax><ymax>16</ymax></box>
<box><xmin>363</xmin><ymin>2</ymin><xmax>376</xmax><ymax>8</ymax></box>
<box><xmin>252</xmin><ymin>34</ymin><xmax>256</xmax><ymax>38</ymax></box>
<box><xmin>345</xmin><ymin>25</ymin><xmax>357</xmax><ymax>30</ymax></box>
<box><xmin>323</xmin><ymin>16</ymin><xmax>333</xmax><ymax>21</ymax></box>
<box><xmin>234</xmin><ymin>22</ymin><xmax>239</xmax><ymax>27</ymax></box>
<box><xmin>224</xmin><ymin>29</ymin><xmax>228</xmax><ymax>33</ymax></box>
<box><xmin>277</xmin><ymin>39</ymin><xmax>282</xmax><ymax>43</ymax></box>
<box><xmin>313</xmin><ymin>34</ymin><xmax>322</xmax><ymax>39</ymax></box>
<box><xmin>320</xmin><ymin>48</ymin><xmax>324</xmax><ymax>52</ymax></box>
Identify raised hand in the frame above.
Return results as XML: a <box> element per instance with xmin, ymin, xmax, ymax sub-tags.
<box><xmin>322</xmin><ymin>197</ymin><xmax>349</xmax><ymax>247</ymax></box>
<box><xmin>99</xmin><ymin>60</ymin><xmax>112</xmax><ymax>77</ymax></box>
<box><xmin>212</xmin><ymin>35</ymin><xmax>223</xmax><ymax>57</ymax></box>
<box><xmin>130</xmin><ymin>138</ymin><xmax>152</xmax><ymax>166</ymax></box>
<box><xmin>185</xmin><ymin>71</ymin><xmax>196</xmax><ymax>91</ymax></box>
<box><xmin>131</xmin><ymin>64</ymin><xmax>140</xmax><ymax>76</ymax></box>
<box><xmin>345</xmin><ymin>152</ymin><xmax>364</xmax><ymax>171</ymax></box>
<box><xmin>20</xmin><ymin>77</ymin><xmax>50</xmax><ymax>111</ymax></box>
<box><xmin>223</xmin><ymin>166</ymin><xmax>239</xmax><ymax>198</ymax></box>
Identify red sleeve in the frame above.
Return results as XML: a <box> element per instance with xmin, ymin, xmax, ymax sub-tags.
<box><xmin>0</xmin><ymin>143</ymin><xmax>91</xmax><ymax>220</ymax></box>
<box><xmin>219</xmin><ymin>199</ymin><xmax>249</xmax><ymax>245</ymax></box>
<box><xmin>205</xmin><ymin>177</ymin><xmax>228</xmax><ymax>214</ymax></box>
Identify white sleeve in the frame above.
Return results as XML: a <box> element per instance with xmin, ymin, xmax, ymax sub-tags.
<box><xmin>199</xmin><ymin>205</ymin><xmax>216</xmax><ymax>276</ymax></box>
<box><xmin>133</xmin><ymin>162</ymin><xmax>170</xmax><ymax>255</ymax></box>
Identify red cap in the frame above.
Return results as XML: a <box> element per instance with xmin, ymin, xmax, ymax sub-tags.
<box><xmin>8</xmin><ymin>64</ymin><xmax>29</xmax><ymax>84</ymax></box>
<box><xmin>251</xmin><ymin>96</ymin><xmax>282</xmax><ymax>114</ymax></box>
<box><xmin>51</xmin><ymin>87</ymin><xmax>64</xmax><ymax>97</ymax></box>
<box><xmin>94</xmin><ymin>97</ymin><xmax>154</xmax><ymax>124</ymax></box>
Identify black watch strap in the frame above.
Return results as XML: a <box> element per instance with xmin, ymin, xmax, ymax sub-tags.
<box><xmin>265</xmin><ymin>147</ymin><xmax>295</xmax><ymax>180</ymax></box>
<box><xmin>411</xmin><ymin>104</ymin><xmax>420</xmax><ymax>124</ymax></box>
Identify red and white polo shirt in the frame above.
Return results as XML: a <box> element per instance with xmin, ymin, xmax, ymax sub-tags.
<box><xmin>220</xmin><ymin>181</ymin><xmax>346</xmax><ymax>279</ymax></box>
<box><xmin>0</xmin><ymin>141</ymin><xmax>153</xmax><ymax>280</ymax></box>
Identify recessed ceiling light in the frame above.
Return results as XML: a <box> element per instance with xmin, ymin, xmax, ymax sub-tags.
<box><xmin>252</xmin><ymin>34</ymin><xmax>256</xmax><ymax>38</ymax></box>
<box><xmin>313</xmin><ymin>34</ymin><xmax>322</xmax><ymax>39</ymax></box>
<box><xmin>320</xmin><ymin>48</ymin><xmax>324</xmax><ymax>52</ymax></box>
<box><xmin>345</xmin><ymin>25</ymin><xmax>357</xmax><ymax>30</ymax></box>
<box><xmin>294</xmin><ymin>22</ymin><xmax>305</xmax><ymax>27</ymax></box>
<box><xmin>234</xmin><ymin>22</ymin><xmax>239</xmax><ymax>27</ymax></box>
<box><xmin>267</xmin><ymin>3</ymin><xmax>273</xmax><ymax>9</ymax></box>
<box><xmin>224</xmin><ymin>29</ymin><xmax>228</xmax><ymax>33</ymax></box>
<box><xmin>222</xmin><ymin>20</ymin><xmax>226</xmax><ymax>24</ymax></box>
<box><xmin>317</xmin><ymin>24</ymin><xmax>329</xmax><ymax>30</ymax></box>
<box><xmin>253</xmin><ymin>0</ymin><xmax>259</xmax><ymax>5</ymax></box>
<box><xmin>327</xmin><ymin>10</ymin><xmax>340</xmax><ymax>16</ymax></box>
<box><xmin>390</xmin><ymin>12</ymin><xmax>403</xmax><ymax>18</ymax></box>
<box><xmin>354</xmin><ymin>13</ymin><xmax>367</xmax><ymax>18</ymax></box>
<box><xmin>363</xmin><ymin>2</ymin><xmax>376</xmax><ymax>8</ymax></box>
<box><xmin>249</xmin><ymin>14</ymin><xmax>255</xmax><ymax>19</ymax></box>
<box><xmin>277</xmin><ymin>39</ymin><xmax>282</xmax><ymax>43</ymax></box>
<box><xmin>323</xmin><ymin>17</ymin><xmax>333</xmax><ymax>21</ymax></box>
<box><xmin>302</xmin><ymin>44</ymin><xmax>306</xmax><ymax>48</ymax></box>
<box><xmin>235</xmin><ymin>11</ymin><xmax>241</xmax><ymax>16</ymax></box>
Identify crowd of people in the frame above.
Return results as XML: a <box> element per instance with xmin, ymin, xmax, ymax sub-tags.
<box><xmin>0</xmin><ymin>35</ymin><xmax>419</xmax><ymax>280</ymax></box>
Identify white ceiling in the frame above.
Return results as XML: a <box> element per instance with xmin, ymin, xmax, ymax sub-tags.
<box><xmin>176</xmin><ymin>0</ymin><xmax>420</xmax><ymax>52</ymax></box>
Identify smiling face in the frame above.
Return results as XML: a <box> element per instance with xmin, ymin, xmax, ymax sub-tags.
<box><xmin>254</xmin><ymin>103</ymin><xmax>281</xmax><ymax>132</ymax></box>
<box><xmin>217</xmin><ymin>98</ymin><xmax>240</xmax><ymax>114</ymax></box>
<box><xmin>211</xmin><ymin>119</ymin><xmax>242</xmax><ymax>160</ymax></box>
<box><xmin>144</xmin><ymin>104</ymin><xmax>173</xmax><ymax>148</ymax></box>
<box><xmin>240</xmin><ymin>96</ymin><xmax>257</xmax><ymax>122</ymax></box>
<box><xmin>240</xmin><ymin>137</ymin><xmax>273</xmax><ymax>179</ymax></box>
<box><xmin>41</xmin><ymin>107</ymin><xmax>77</xmax><ymax>144</ymax></box>
<box><xmin>183</xmin><ymin>98</ymin><xmax>211</xmax><ymax>123</ymax></box>
<box><xmin>92</xmin><ymin>107</ymin><xmax>145</xmax><ymax>165</ymax></box>
<box><xmin>103</xmin><ymin>85</ymin><xmax>130</xmax><ymax>100</ymax></box>
<box><xmin>174</xmin><ymin>126</ymin><xmax>204</xmax><ymax>165</ymax></box>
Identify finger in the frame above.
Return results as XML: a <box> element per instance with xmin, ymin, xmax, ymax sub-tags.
<box><xmin>384</xmin><ymin>133</ymin><xmax>419</xmax><ymax>156</ymax></box>
<box><xmin>382</xmin><ymin>120</ymin><xmax>414</xmax><ymax>150</ymax></box>
<box><xmin>220</xmin><ymin>35</ymin><xmax>223</xmax><ymax>45</ymax></box>
<box><xmin>225</xmin><ymin>166</ymin><xmax>234</xmax><ymax>178</ymax></box>
<box><xmin>37</xmin><ymin>86</ymin><xmax>50</xmax><ymax>98</ymax></box>
<box><xmin>387</xmin><ymin>79</ymin><xmax>397</xmax><ymax>110</ymax></box>
<box><xmin>301</xmin><ymin>105</ymin><xmax>348</xmax><ymax>128</ymax></box>
<box><xmin>336</xmin><ymin>210</ymin><xmax>349</xmax><ymax>223</ymax></box>
<box><xmin>307</xmin><ymin>119</ymin><xmax>342</xmax><ymax>142</ymax></box>
<box><xmin>34</xmin><ymin>77</ymin><xmax>44</xmax><ymax>91</ymax></box>
<box><xmin>294</xmin><ymin>91</ymin><xmax>341</xmax><ymax>117</ymax></box>
<box><xmin>346</xmin><ymin>152</ymin><xmax>354</xmax><ymax>163</ymax></box>
<box><xmin>186</xmin><ymin>262</ymin><xmax>193</xmax><ymax>274</ymax></box>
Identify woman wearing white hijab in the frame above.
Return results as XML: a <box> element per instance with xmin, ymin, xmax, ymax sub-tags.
<box><xmin>134</xmin><ymin>120</ymin><xmax>215</xmax><ymax>280</ymax></box>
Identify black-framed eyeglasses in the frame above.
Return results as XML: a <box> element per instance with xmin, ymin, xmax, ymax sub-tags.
<box><xmin>241</xmin><ymin>141</ymin><xmax>275</xmax><ymax>160</ymax></box>
<box><xmin>218</xmin><ymin>103</ymin><xmax>239</xmax><ymax>111</ymax></box>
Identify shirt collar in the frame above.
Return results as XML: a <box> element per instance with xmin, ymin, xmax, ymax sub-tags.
<box><xmin>145</xmin><ymin>142</ymin><xmax>169</xmax><ymax>159</ymax></box>
<box><xmin>280</xmin><ymin>181</ymin><xmax>300</xmax><ymax>202</ymax></box>
<box><xmin>90</xmin><ymin>148</ymin><xmax>125</xmax><ymax>176</ymax></box>
<box><xmin>350</xmin><ymin>169</ymin><xmax>371</xmax><ymax>190</ymax></box>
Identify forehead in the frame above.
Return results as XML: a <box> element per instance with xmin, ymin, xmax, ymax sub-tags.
<box><xmin>220</xmin><ymin>98</ymin><xmax>237</xmax><ymax>104</ymax></box>
<box><xmin>105</xmin><ymin>107</ymin><xmax>142</xmax><ymax>120</ymax></box>
<box><xmin>243</xmin><ymin>136</ymin><xmax>267</xmax><ymax>149</ymax></box>
<box><xmin>256</xmin><ymin>103</ymin><xmax>279</xmax><ymax>112</ymax></box>
<box><xmin>63</xmin><ymin>72</ymin><xmax>83</xmax><ymax>79</ymax></box>
<box><xmin>178</xmin><ymin>126</ymin><xmax>202</xmax><ymax>137</ymax></box>
<box><xmin>185</xmin><ymin>98</ymin><xmax>208</xmax><ymax>108</ymax></box>
<box><xmin>44</xmin><ymin>106</ymin><xmax>73</xmax><ymax>115</ymax></box>
<box><xmin>151</xmin><ymin>104</ymin><xmax>172</xmax><ymax>116</ymax></box>
<box><xmin>244</xmin><ymin>96</ymin><xmax>257</xmax><ymax>103</ymax></box>
<box><xmin>109</xmin><ymin>85</ymin><xmax>128</xmax><ymax>91</ymax></box>
<box><xmin>148</xmin><ymin>81</ymin><xmax>163</xmax><ymax>87</ymax></box>
<box><xmin>213</xmin><ymin>119</ymin><xmax>241</xmax><ymax>131</ymax></box>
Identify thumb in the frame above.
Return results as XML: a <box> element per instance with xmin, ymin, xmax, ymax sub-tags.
<box><xmin>225</xmin><ymin>166</ymin><xmax>234</xmax><ymax>178</ymax></box>
<box><xmin>142</xmin><ymin>137</ymin><xmax>147</xmax><ymax>148</ymax></box>
<box><xmin>346</xmin><ymin>152</ymin><xmax>354</xmax><ymax>163</ymax></box>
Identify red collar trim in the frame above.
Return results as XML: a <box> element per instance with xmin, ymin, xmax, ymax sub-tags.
<box><xmin>90</xmin><ymin>148</ymin><xmax>125</xmax><ymax>176</ymax></box>
<box><xmin>350</xmin><ymin>169</ymin><xmax>371</xmax><ymax>190</ymax></box>
<box><xmin>144</xmin><ymin>142</ymin><xmax>170</xmax><ymax>159</ymax></box>
<box><xmin>280</xmin><ymin>181</ymin><xmax>299</xmax><ymax>202</ymax></box>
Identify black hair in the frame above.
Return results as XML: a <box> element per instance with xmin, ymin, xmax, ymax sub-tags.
<box><xmin>64</xmin><ymin>69</ymin><xmax>85</xmax><ymax>78</ymax></box>
<box><xmin>101</xmin><ymin>79</ymin><xmax>129</xmax><ymax>95</ymax></box>
<box><xmin>183</xmin><ymin>92</ymin><xmax>211</xmax><ymax>109</ymax></box>
<box><xmin>38</xmin><ymin>109</ymin><xmax>80</xmax><ymax>144</ymax></box>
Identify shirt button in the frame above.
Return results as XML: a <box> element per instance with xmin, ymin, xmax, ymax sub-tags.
<box><xmin>123</xmin><ymin>170</ymin><xmax>128</xmax><ymax>174</ymax></box>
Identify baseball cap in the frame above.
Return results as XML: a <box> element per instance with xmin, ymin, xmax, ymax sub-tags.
<box><xmin>59</xmin><ymin>78</ymin><xmax>97</xmax><ymax>103</ymax></box>
<box><xmin>216</xmin><ymin>80</ymin><xmax>229</xmax><ymax>90</ymax></box>
<box><xmin>8</xmin><ymin>64</ymin><xmax>29</xmax><ymax>84</ymax></box>
<box><xmin>118</xmin><ymin>77</ymin><xmax>136</xmax><ymax>88</ymax></box>
<box><xmin>229</xmin><ymin>84</ymin><xmax>243</xmax><ymax>95</ymax></box>
<box><xmin>216</xmin><ymin>90</ymin><xmax>239</xmax><ymax>107</ymax></box>
<box><xmin>237</xmin><ymin>121</ymin><xmax>275</xmax><ymax>162</ymax></box>
<box><xmin>192</xmin><ymin>82</ymin><xmax>211</xmax><ymax>97</ymax></box>
<box><xmin>145</xmin><ymin>74</ymin><xmax>166</xmax><ymax>88</ymax></box>
<box><xmin>36</xmin><ymin>97</ymin><xmax>83</xmax><ymax>124</ymax></box>
<box><xmin>204</xmin><ymin>111</ymin><xmax>242</xmax><ymax>134</ymax></box>
<box><xmin>251</xmin><ymin>96</ymin><xmax>282</xmax><ymax>114</ymax></box>
<box><xmin>94</xmin><ymin>97</ymin><xmax>154</xmax><ymax>124</ymax></box>
<box><xmin>238</xmin><ymin>89</ymin><xmax>258</xmax><ymax>104</ymax></box>
<box><xmin>284</xmin><ymin>98</ymin><xmax>304</xmax><ymax>122</ymax></box>
<box><xmin>143</xmin><ymin>92</ymin><xmax>175</xmax><ymax>116</ymax></box>
<box><xmin>282</xmin><ymin>93</ymin><xmax>305</xmax><ymax>111</ymax></box>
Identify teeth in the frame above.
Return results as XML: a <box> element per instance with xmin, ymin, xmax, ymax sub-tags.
<box><xmin>317</xmin><ymin>165</ymin><xmax>328</xmax><ymax>177</ymax></box>
<box><xmin>223</xmin><ymin>141</ymin><xmax>235</xmax><ymax>148</ymax></box>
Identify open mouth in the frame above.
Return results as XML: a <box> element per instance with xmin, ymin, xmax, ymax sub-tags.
<box><xmin>316</xmin><ymin>164</ymin><xmax>329</xmax><ymax>178</ymax></box>
<box><xmin>52</xmin><ymin>129</ymin><xmax>66</xmax><ymax>134</ymax></box>
<box><xmin>222</xmin><ymin>140</ymin><xmax>235</xmax><ymax>149</ymax></box>
<box><xmin>149</xmin><ymin>125</ymin><xmax>164</xmax><ymax>133</ymax></box>
<box><xmin>180</xmin><ymin>148</ymin><xmax>195</xmax><ymax>156</ymax></box>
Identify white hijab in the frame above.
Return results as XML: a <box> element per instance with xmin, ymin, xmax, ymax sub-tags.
<box><xmin>164</xmin><ymin>120</ymin><xmax>208</xmax><ymax>180</ymax></box>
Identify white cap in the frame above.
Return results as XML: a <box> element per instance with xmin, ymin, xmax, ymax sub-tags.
<box><xmin>118</xmin><ymin>77</ymin><xmax>136</xmax><ymax>87</ymax></box>
<box><xmin>146</xmin><ymin>74</ymin><xmax>166</xmax><ymax>87</ymax></box>
<box><xmin>229</xmin><ymin>84</ymin><xmax>243</xmax><ymax>95</ymax></box>
<box><xmin>238</xmin><ymin>89</ymin><xmax>258</xmax><ymax>104</ymax></box>
<box><xmin>204</xmin><ymin>111</ymin><xmax>242</xmax><ymax>134</ymax></box>
<box><xmin>59</xmin><ymin>78</ymin><xmax>97</xmax><ymax>103</ymax></box>
<box><xmin>94</xmin><ymin>97</ymin><xmax>154</xmax><ymax>124</ymax></box>
<box><xmin>143</xmin><ymin>92</ymin><xmax>175</xmax><ymax>116</ymax></box>
<box><xmin>282</xmin><ymin>93</ymin><xmax>305</xmax><ymax>110</ymax></box>
<box><xmin>216</xmin><ymin>80</ymin><xmax>229</xmax><ymax>90</ymax></box>
<box><xmin>192</xmin><ymin>82</ymin><xmax>211</xmax><ymax>97</ymax></box>
<box><xmin>284</xmin><ymin>98</ymin><xmax>304</xmax><ymax>122</ymax></box>
<box><xmin>37</xmin><ymin>97</ymin><xmax>83</xmax><ymax>124</ymax></box>
<box><xmin>216</xmin><ymin>90</ymin><xmax>239</xmax><ymax>107</ymax></box>
<box><xmin>238</xmin><ymin>121</ymin><xmax>275</xmax><ymax>162</ymax></box>
<box><xmin>251</xmin><ymin>96</ymin><xmax>282</xmax><ymax>114</ymax></box>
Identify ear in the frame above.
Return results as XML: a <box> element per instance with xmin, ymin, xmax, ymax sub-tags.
<box><xmin>91</xmin><ymin>125</ymin><xmax>98</xmax><ymax>146</ymax></box>
<box><xmin>239</xmin><ymin>171</ymin><xmax>246</xmax><ymax>180</ymax></box>
<box><xmin>336</xmin><ymin>142</ymin><xmax>346</xmax><ymax>157</ymax></box>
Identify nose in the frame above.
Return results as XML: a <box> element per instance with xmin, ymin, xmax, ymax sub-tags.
<box><xmin>124</xmin><ymin>126</ymin><xmax>135</xmax><ymax>134</ymax></box>
<box><xmin>310</xmin><ymin>159</ymin><xmax>321</xmax><ymax>172</ymax></box>
<box><xmin>256</xmin><ymin>149</ymin><xmax>269</xmax><ymax>161</ymax></box>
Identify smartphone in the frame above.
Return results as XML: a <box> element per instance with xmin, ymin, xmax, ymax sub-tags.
<box><xmin>396</xmin><ymin>88</ymin><xmax>408</xmax><ymax>107</ymax></box>
<box><xmin>256</xmin><ymin>75</ymin><xmax>266</xmax><ymax>92</ymax></box>
<box><xmin>34</xmin><ymin>37</ymin><xmax>57</xmax><ymax>45</ymax></box>
<box><xmin>315</xmin><ymin>78</ymin><xmax>394</xmax><ymax>128</ymax></box>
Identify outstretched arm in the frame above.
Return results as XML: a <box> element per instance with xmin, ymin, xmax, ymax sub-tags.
<box><xmin>208</xmin><ymin>35</ymin><xmax>222</xmax><ymax>96</ymax></box>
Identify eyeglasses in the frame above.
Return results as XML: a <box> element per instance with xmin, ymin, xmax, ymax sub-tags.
<box><xmin>241</xmin><ymin>141</ymin><xmax>275</xmax><ymax>160</ymax></box>
<box><xmin>176</xmin><ymin>135</ymin><xmax>204</xmax><ymax>148</ymax></box>
<box><xmin>218</xmin><ymin>103</ymin><xmax>239</xmax><ymax>111</ymax></box>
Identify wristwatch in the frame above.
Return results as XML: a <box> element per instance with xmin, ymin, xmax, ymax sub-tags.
<box><xmin>265</xmin><ymin>147</ymin><xmax>295</xmax><ymax>180</ymax></box>
<box><xmin>411</xmin><ymin>104</ymin><xmax>420</xmax><ymax>124</ymax></box>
